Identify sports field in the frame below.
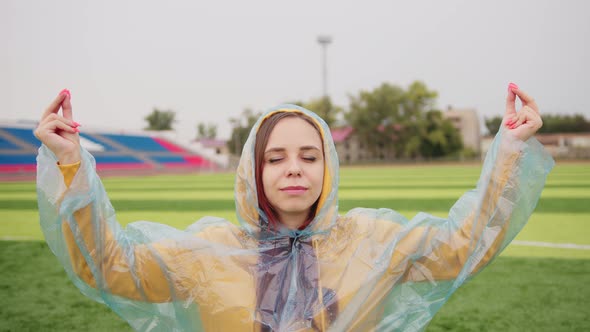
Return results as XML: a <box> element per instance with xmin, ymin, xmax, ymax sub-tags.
<box><xmin>1</xmin><ymin>162</ymin><xmax>589</xmax><ymax>331</ymax></box>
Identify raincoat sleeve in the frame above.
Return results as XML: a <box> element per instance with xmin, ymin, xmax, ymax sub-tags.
<box><xmin>396</xmin><ymin>130</ymin><xmax>554</xmax><ymax>282</ymax></box>
<box><xmin>36</xmin><ymin>145</ymin><xmax>195</xmax><ymax>305</ymax></box>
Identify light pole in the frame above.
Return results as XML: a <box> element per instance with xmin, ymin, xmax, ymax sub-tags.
<box><xmin>317</xmin><ymin>35</ymin><xmax>332</xmax><ymax>98</ymax></box>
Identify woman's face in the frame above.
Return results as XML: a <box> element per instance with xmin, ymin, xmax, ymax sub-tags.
<box><xmin>262</xmin><ymin>116</ymin><xmax>325</xmax><ymax>226</ymax></box>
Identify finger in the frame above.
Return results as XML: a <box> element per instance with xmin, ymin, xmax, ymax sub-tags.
<box><xmin>49</xmin><ymin>119</ymin><xmax>80</xmax><ymax>134</ymax></box>
<box><xmin>38</xmin><ymin>113</ymin><xmax>78</xmax><ymax>128</ymax></box>
<box><xmin>510</xmin><ymin>112</ymin><xmax>526</xmax><ymax>129</ymax></box>
<box><xmin>505</xmin><ymin>114</ymin><xmax>518</xmax><ymax>125</ymax></box>
<box><xmin>513</xmin><ymin>88</ymin><xmax>539</xmax><ymax>113</ymax></box>
<box><xmin>34</xmin><ymin>118</ymin><xmax>78</xmax><ymax>140</ymax></box>
<box><xmin>505</xmin><ymin>85</ymin><xmax>517</xmax><ymax>117</ymax></box>
<box><xmin>41</xmin><ymin>89</ymin><xmax>69</xmax><ymax>120</ymax></box>
<box><xmin>509</xmin><ymin>107</ymin><xmax>536</xmax><ymax>129</ymax></box>
<box><xmin>62</xmin><ymin>92</ymin><xmax>73</xmax><ymax>121</ymax></box>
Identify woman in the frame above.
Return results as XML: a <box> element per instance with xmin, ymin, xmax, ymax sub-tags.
<box><xmin>35</xmin><ymin>84</ymin><xmax>553</xmax><ymax>331</ymax></box>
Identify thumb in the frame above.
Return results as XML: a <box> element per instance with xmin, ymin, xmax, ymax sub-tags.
<box><xmin>505</xmin><ymin>83</ymin><xmax>517</xmax><ymax>118</ymax></box>
<box><xmin>61</xmin><ymin>90</ymin><xmax>73</xmax><ymax>120</ymax></box>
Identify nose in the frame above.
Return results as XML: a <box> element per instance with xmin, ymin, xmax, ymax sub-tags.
<box><xmin>286</xmin><ymin>159</ymin><xmax>302</xmax><ymax>176</ymax></box>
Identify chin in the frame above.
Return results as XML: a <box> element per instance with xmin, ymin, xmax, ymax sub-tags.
<box><xmin>274</xmin><ymin>201</ymin><xmax>314</xmax><ymax>215</ymax></box>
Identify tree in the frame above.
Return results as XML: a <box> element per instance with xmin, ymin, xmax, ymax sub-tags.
<box><xmin>145</xmin><ymin>108</ymin><xmax>175</xmax><ymax>131</ymax></box>
<box><xmin>344</xmin><ymin>81</ymin><xmax>462</xmax><ymax>159</ymax></box>
<box><xmin>484</xmin><ymin>116</ymin><xmax>503</xmax><ymax>135</ymax></box>
<box><xmin>196</xmin><ymin>123</ymin><xmax>217</xmax><ymax>139</ymax></box>
<box><xmin>345</xmin><ymin>82</ymin><xmax>406</xmax><ymax>157</ymax></box>
<box><xmin>420</xmin><ymin>110</ymin><xmax>463</xmax><ymax>158</ymax></box>
<box><xmin>302</xmin><ymin>96</ymin><xmax>342</xmax><ymax>127</ymax></box>
<box><xmin>228</xmin><ymin>109</ymin><xmax>261</xmax><ymax>155</ymax></box>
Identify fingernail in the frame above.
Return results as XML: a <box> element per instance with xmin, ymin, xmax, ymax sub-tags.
<box><xmin>73</xmin><ymin>127</ymin><xmax>80</xmax><ymax>133</ymax></box>
<box><xmin>59</xmin><ymin>89</ymin><xmax>71</xmax><ymax>98</ymax></box>
<box><xmin>72</xmin><ymin>121</ymin><xmax>81</xmax><ymax>127</ymax></box>
<box><xmin>508</xmin><ymin>82</ymin><xmax>519</xmax><ymax>92</ymax></box>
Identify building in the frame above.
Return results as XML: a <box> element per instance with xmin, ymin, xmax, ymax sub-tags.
<box><xmin>443</xmin><ymin>107</ymin><xmax>481</xmax><ymax>153</ymax></box>
<box><xmin>330</xmin><ymin>127</ymin><xmax>396</xmax><ymax>164</ymax></box>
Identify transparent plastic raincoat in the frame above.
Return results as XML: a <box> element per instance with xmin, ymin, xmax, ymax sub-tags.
<box><xmin>37</xmin><ymin>105</ymin><xmax>554</xmax><ymax>331</ymax></box>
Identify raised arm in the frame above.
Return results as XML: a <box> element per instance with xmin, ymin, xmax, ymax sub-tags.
<box><xmin>35</xmin><ymin>91</ymin><xmax>190</xmax><ymax>303</ymax></box>
<box><xmin>398</xmin><ymin>84</ymin><xmax>553</xmax><ymax>282</ymax></box>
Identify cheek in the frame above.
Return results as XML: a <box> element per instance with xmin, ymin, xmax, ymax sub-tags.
<box><xmin>261</xmin><ymin>166</ymin><xmax>277</xmax><ymax>195</ymax></box>
<box><xmin>310</xmin><ymin>163</ymin><xmax>325</xmax><ymax>191</ymax></box>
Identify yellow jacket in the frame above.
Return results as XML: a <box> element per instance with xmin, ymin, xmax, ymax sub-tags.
<box><xmin>37</xmin><ymin>105</ymin><xmax>554</xmax><ymax>331</ymax></box>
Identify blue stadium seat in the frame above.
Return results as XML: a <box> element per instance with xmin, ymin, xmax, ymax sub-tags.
<box><xmin>0</xmin><ymin>125</ymin><xmax>214</xmax><ymax>174</ymax></box>
<box><xmin>0</xmin><ymin>137</ymin><xmax>21</xmax><ymax>150</ymax></box>
<box><xmin>102</xmin><ymin>134</ymin><xmax>168</xmax><ymax>152</ymax></box>
<box><xmin>79</xmin><ymin>133</ymin><xmax>118</xmax><ymax>151</ymax></box>
<box><xmin>0</xmin><ymin>154</ymin><xmax>37</xmax><ymax>165</ymax></box>
<box><xmin>4</xmin><ymin>128</ymin><xmax>40</xmax><ymax>147</ymax></box>
<box><xmin>93</xmin><ymin>155</ymin><xmax>145</xmax><ymax>164</ymax></box>
<box><xmin>151</xmin><ymin>155</ymin><xmax>187</xmax><ymax>163</ymax></box>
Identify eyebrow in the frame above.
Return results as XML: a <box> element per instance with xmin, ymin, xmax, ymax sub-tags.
<box><xmin>264</xmin><ymin>145</ymin><xmax>322</xmax><ymax>154</ymax></box>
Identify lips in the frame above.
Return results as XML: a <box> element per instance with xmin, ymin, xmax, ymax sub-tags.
<box><xmin>280</xmin><ymin>186</ymin><xmax>308</xmax><ymax>195</ymax></box>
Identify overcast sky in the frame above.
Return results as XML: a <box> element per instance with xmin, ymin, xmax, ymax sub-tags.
<box><xmin>2</xmin><ymin>0</ymin><xmax>589</xmax><ymax>140</ymax></box>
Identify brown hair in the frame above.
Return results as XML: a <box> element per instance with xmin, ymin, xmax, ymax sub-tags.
<box><xmin>254</xmin><ymin>111</ymin><xmax>323</xmax><ymax>231</ymax></box>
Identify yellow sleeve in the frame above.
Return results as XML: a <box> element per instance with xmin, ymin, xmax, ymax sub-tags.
<box><xmin>57</xmin><ymin>163</ymin><xmax>184</xmax><ymax>302</ymax></box>
<box><xmin>400</xmin><ymin>150</ymin><xmax>520</xmax><ymax>281</ymax></box>
<box><xmin>58</xmin><ymin>161</ymin><xmax>81</xmax><ymax>188</ymax></box>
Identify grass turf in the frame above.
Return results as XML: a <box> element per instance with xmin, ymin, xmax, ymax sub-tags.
<box><xmin>0</xmin><ymin>241</ymin><xmax>587</xmax><ymax>332</ymax></box>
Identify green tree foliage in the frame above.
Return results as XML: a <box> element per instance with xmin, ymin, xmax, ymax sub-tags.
<box><xmin>484</xmin><ymin>116</ymin><xmax>503</xmax><ymax>135</ymax></box>
<box><xmin>228</xmin><ymin>109</ymin><xmax>261</xmax><ymax>155</ymax></box>
<box><xmin>301</xmin><ymin>96</ymin><xmax>341</xmax><ymax>127</ymax></box>
<box><xmin>485</xmin><ymin>113</ymin><xmax>590</xmax><ymax>135</ymax></box>
<box><xmin>145</xmin><ymin>108</ymin><xmax>175</xmax><ymax>131</ymax></box>
<box><xmin>420</xmin><ymin>110</ymin><xmax>463</xmax><ymax>157</ymax></box>
<box><xmin>345</xmin><ymin>82</ymin><xmax>405</xmax><ymax>156</ymax></box>
<box><xmin>345</xmin><ymin>81</ymin><xmax>462</xmax><ymax>158</ymax></box>
<box><xmin>196</xmin><ymin>123</ymin><xmax>217</xmax><ymax>139</ymax></box>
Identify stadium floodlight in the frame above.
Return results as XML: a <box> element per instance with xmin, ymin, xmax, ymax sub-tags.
<box><xmin>317</xmin><ymin>35</ymin><xmax>333</xmax><ymax>97</ymax></box>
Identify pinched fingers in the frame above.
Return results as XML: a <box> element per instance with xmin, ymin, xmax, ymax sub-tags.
<box><xmin>513</xmin><ymin>88</ymin><xmax>539</xmax><ymax>114</ymax></box>
<box><xmin>41</xmin><ymin>89</ymin><xmax>70</xmax><ymax>121</ymax></box>
<box><xmin>38</xmin><ymin>112</ymin><xmax>79</xmax><ymax>128</ymax></box>
<box><xmin>506</xmin><ymin>106</ymin><xmax>535</xmax><ymax>129</ymax></box>
<box><xmin>34</xmin><ymin>113</ymin><xmax>80</xmax><ymax>140</ymax></box>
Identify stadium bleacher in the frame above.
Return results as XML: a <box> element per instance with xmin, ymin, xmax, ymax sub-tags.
<box><xmin>0</xmin><ymin>124</ymin><xmax>218</xmax><ymax>177</ymax></box>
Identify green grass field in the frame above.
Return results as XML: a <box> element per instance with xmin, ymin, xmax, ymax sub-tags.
<box><xmin>1</xmin><ymin>163</ymin><xmax>589</xmax><ymax>331</ymax></box>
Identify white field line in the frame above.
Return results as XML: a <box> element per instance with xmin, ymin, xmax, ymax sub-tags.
<box><xmin>0</xmin><ymin>236</ymin><xmax>37</xmax><ymax>241</ymax></box>
<box><xmin>512</xmin><ymin>240</ymin><xmax>590</xmax><ymax>250</ymax></box>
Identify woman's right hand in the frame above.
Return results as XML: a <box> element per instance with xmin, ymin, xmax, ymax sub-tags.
<box><xmin>34</xmin><ymin>89</ymin><xmax>81</xmax><ymax>164</ymax></box>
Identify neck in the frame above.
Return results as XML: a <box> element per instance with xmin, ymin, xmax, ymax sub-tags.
<box><xmin>278</xmin><ymin>211</ymin><xmax>309</xmax><ymax>230</ymax></box>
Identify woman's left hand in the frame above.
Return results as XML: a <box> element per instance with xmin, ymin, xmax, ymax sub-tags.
<box><xmin>503</xmin><ymin>83</ymin><xmax>543</xmax><ymax>141</ymax></box>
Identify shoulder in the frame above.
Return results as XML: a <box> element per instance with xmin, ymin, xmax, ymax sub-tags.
<box><xmin>188</xmin><ymin>217</ymin><xmax>255</xmax><ymax>248</ymax></box>
<box><xmin>331</xmin><ymin>208</ymin><xmax>407</xmax><ymax>242</ymax></box>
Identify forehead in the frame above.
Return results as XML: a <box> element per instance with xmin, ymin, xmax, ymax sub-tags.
<box><xmin>265</xmin><ymin>116</ymin><xmax>323</xmax><ymax>149</ymax></box>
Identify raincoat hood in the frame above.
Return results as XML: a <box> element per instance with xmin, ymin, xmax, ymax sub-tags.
<box><xmin>235</xmin><ymin>104</ymin><xmax>340</xmax><ymax>240</ymax></box>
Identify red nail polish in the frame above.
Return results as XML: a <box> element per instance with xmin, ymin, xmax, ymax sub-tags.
<box><xmin>508</xmin><ymin>82</ymin><xmax>519</xmax><ymax>91</ymax></box>
<box><xmin>59</xmin><ymin>89</ymin><xmax>71</xmax><ymax>98</ymax></box>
